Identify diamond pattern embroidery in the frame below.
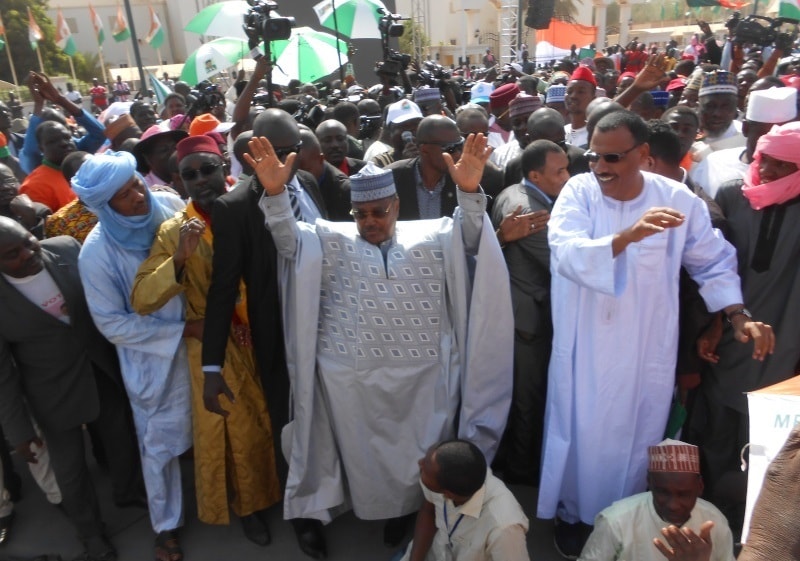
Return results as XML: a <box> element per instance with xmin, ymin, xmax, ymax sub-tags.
<box><xmin>316</xmin><ymin>228</ymin><xmax>445</xmax><ymax>366</ymax></box>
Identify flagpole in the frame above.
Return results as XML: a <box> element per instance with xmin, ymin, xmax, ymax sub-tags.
<box><xmin>68</xmin><ymin>56</ymin><xmax>77</xmax><ymax>82</ymax></box>
<box><xmin>98</xmin><ymin>45</ymin><xmax>109</xmax><ymax>83</ymax></box>
<box><xmin>2</xmin><ymin>33</ymin><xmax>19</xmax><ymax>88</ymax></box>
<box><xmin>157</xmin><ymin>47</ymin><xmax>163</xmax><ymax>69</ymax></box>
<box><xmin>36</xmin><ymin>45</ymin><xmax>45</xmax><ymax>74</ymax></box>
<box><xmin>126</xmin><ymin>46</ymin><xmax>134</xmax><ymax>78</ymax></box>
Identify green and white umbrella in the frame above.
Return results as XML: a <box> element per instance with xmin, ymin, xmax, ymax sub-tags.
<box><xmin>312</xmin><ymin>0</ymin><xmax>387</xmax><ymax>39</ymax></box>
<box><xmin>185</xmin><ymin>1</ymin><xmax>270</xmax><ymax>40</ymax></box>
<box><xmin>180</xmin><ymin>37</ymin><xmax>249</xmax><ymax>85</ymax></box>
<box><xmin>268</xmin><ymin>27</ymin><xmax>349</xmax><ymax>84</ymax></box>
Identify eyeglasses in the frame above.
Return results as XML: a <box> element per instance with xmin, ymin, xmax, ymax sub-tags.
<box><xmin>349</xmin><ymin>200</ymin><xmax>395</xmax><ymax>221</ymax></box>
<box><xmin>584</xmin><ymin>144</ymin><xmax>641</xmax><ymax>164</ymax></box>
<box><xmin>421</xmin><ymin>138</ymin><xmax>465</xmax><ymax>154</ymax></box>
<box><xmin>180</xmin><ymin>162</ymin><xmax>223</xmax><ymax>181</ymax></box>
<box><xmin>273</xmin><ymin>142</ymin><xmax>303</xmax><ymax>159</ymax></box>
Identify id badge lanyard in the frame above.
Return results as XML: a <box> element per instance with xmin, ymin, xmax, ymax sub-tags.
<box><xmin>444</xmin><ymin>503</ymin><xmax>465</xmax><ymax>553</ymax></box>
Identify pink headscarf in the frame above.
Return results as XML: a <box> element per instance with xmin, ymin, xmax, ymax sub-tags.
<box><xmin>742</xmin><ymin>121</ymin><xmax>800</xmax><ymax>209</ymax></box>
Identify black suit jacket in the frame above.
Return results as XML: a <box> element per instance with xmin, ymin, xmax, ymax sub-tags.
<box><xmin>318</xmin><ymin>161</ymin><xmax>352</xmax><ymax>221</ymax></box>
<box><xmin>202</xmin><ymin>170</ymin><xmax>325</xmax><ymax>434</ymax></box>
<box><xmin>387</xmin><ymin>157</ymin><xmax>504</xmax><ymax>220</ymax></box>
<box><xmin>503</xmin><ymin>143</ymin><xmax>590</xmax><ymax>187</ymax></box>
<box><xmin>345</xmin><ymin>157</ymin><xmax>367</xmax><ymax>176</ymax></box>
<box><xmin>0</xmin><ymin>237</ymin><xmax>121</xmax><ymax>445</ymax></box>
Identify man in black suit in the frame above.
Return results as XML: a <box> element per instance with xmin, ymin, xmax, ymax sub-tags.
<box><xmin>0</xmin><ymin>218</ymin><xmax>143</xmax><ymax>561</ymax></box>
<box><xmin>202</xmin><ymin>108</ymin><xmax>328</xmax><ymax>559</ymax></box>
<box><xmin>297</xmin><ymin>126</ymin><xmax>351</xmax><ymax>222</ymax></box>
<box><xmin>503</xmin><ymin>107</ymin><xmax>590</xmax><ymax>187</ymax></box>
<box><xmin>316</xmin><ymin>119</ymin><xmax>367</xmax><ymax>177</ymax></box>
<box><xmin>491</xmin><ymin>140</ymin><xmax>570</xmax><ymax>485</ymax></box>
<box><xmin>387</xmin><ymin>115</ymin><xmax>504</xmax><ymax>220</ymax></box>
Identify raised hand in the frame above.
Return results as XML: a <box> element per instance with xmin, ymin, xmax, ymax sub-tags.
<box><xmin>654</xmin><ymin>521</ymin><xmax>713</xmax><ymax>561</ymax></box>
<box><xmin>245</xmin><ymin>136</ymin><xmax>296</xmax><ymax>196</ymax></box>
<box><xmin>444</xmin><ymin>133</ymin><xmax>492</xmax><ymax>193</ymax></box>
<box><xmin>632</xmin><ymin>53</ymin><xmax>668</xmax><ymax>91</ymax></box>
<box><xmin>173</xmin><ymin>217</ymin><xmax>205</xmax><ymax>277</ymax></box>
<box><xmin>626</xmin><ymin>206</ymin><xmax>685</xmax><ymax>242</ymax></box>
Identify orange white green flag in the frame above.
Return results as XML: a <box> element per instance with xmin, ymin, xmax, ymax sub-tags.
<box><xmin>113</xmin><ymin>4</ymin><xmax>131</xmax><ymax>42</ymax></box>
<box><xmin>89</xmin><ymin>3</ymin><xmax>106</xmax><ymax>45</ymax></box>
<box><xmin>28</xmin><ymin>7</ymin><xmax>44</xmax><ymax>50</ymax></box>
<box><xmin>56</xmin><ymin>9</ymin><xmax>77</xmax><ymax>56</ymax></box>
<box><xmin>145</xmin><ymin>5</ymin><xmax>165</xmax><ymax>49</ymax></box>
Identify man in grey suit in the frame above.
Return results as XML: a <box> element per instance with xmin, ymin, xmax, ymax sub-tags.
<box><xmin>0</xmin><ymin>217</ymin><xmax>143</xmax><ymax>560</ymax></box>
<box><xmin>491</xmin><ymin>140</ymin><xmax>570</xmax><ymax>485</ymax></box>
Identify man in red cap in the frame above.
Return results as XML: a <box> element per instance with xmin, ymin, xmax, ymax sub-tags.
<box><xmin>579</xmin><ymin>440</ymin><xmax>734</xmax><ymax>561</ymax></box>
<box><xmin>488</xmin><ymin>83</ymin><xmax>520</xmax><ymax>149</ymax></box>
<box><xmin>564</xmin><ymin>66</ymin><xmax>597</xmax><ymax>148</ymax></box>
<box><xmin>131</xmin><ymin>135</ymin><xmax>282</xmax><ymax>547</ymax></box>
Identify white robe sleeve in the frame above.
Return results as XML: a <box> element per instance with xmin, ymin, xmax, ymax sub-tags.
<box><xmin>258</xmin><ymin>188</ymin><xmax>300</xmax><ymax>259</ymax></box>
<box><xmin>548</xmin><ymin>182</ymin><xmax>626</xmax><ymax>297</ymax></box>
<box><xmin>78</xmin><ymin>239</ymin><xmax>184</xmax><ymax>359</ymax></box>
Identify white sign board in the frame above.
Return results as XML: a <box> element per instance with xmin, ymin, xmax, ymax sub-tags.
<box><xmin>743</xmin><ymin>376</ymin><xmax>800</xmax><ymax>542</ymax></box>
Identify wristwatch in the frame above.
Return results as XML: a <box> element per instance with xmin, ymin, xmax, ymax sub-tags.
<box><xmin>726</xmin><ymin>307</ymin><xmax>753</xmax><ymax>324</ymax></box>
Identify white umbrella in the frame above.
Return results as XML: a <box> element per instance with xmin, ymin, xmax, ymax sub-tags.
<box><xmin>185</xmin><ymin>1</ymin><xmax>282</xmax><ymax>40</ymax></box>
<box><xmin>269</xmin><ymin>27</ymin><xmax>349</xmax><ymax>84</ymax></box>
<box><xmin>180</xmin><ymin>37</ymin><xmax>250</xmax><ymax>85</ymax></box>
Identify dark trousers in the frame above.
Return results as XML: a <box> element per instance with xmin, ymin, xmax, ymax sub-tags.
<box><xmin>41</xmin><ymin>369</ymin><xmax>144</xmax><ymax>539</ymax></box>
<box><xmin>501</xmin><ymin>329</ymin><xmax>552</xmax><ymax>482</ymax></box>
<box><xmin>687</xmin><ymin>389</ymin><xmax>749</xmax><ymax>538</ymax></box>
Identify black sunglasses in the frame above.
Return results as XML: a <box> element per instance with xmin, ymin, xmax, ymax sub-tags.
<box><xmin>421</xmin><ymin>138</ymin><xmax>465</xmax><ymax>154</ymax></box>
<box><xmin>584</xmin><ymin>144</ymin><xmax>641</xmax><ymax>164</ymax></box>
<box><xmin>180</xmin><ymin>162</ymin><xmax>223</xmax><ymax>181</ymax></box>
<box><xmin>274</xmin><ymin>142</ymin><xmax>303</xmax><ymax>159</ymax></box>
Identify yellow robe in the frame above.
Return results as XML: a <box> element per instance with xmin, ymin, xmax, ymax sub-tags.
<box><xmin>131</xmin><ymin>206</ymin><xmax>281</xmax><ymax>524</ymax></box>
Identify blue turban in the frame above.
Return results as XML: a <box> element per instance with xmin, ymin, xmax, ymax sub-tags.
<box><xmin>71</xmin><ymin>151</ymin><xmax>175</xmax><ymax>251</ymax></box>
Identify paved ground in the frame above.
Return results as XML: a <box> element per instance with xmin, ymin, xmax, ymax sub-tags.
<box><xmin>1</xmin><ymin>442</ymin><xmax>565</xmax><ymax>561</ymax></box>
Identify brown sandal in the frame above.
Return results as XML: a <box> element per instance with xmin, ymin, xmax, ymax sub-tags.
<box><xmin>154</xmin><ymin>530</ymin><xmax>183</xmax><ymax>561</ymax></box>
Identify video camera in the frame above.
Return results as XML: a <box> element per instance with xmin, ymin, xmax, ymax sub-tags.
<box><xmin>726</xmin><ymin>12</ymin><xmax>798</xmax><ymax>50</ymax></box>
<box><xmin>418</xmin><ymin>61</ymin><xmax>451</xmax><ymax>88</ymax></box>
<box><xmin>243</xmin><ymin>0</ymin><xmax>295</xmax><ymax>51</ymax></box>
<box><xmin>358</xmin><ymin>115</ymin><xmax>382</xmax><ymax>140</ymax></box>
<box><xmin>293</xmin><ymin>95</ymin><xmax>326</xmax><ymax>129</ymax></box>
<box><xmin>188</xmin><ymin>82</ymin><xmax>225</xmax><ymax>117</ymax></box>
<box><xmin>376</xmin><ymin>8</ymin><xmax>411</xmax><ymax>77</ymax></box>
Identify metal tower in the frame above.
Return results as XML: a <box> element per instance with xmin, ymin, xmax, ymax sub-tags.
<box><xmin>410</xmin><ymin>0</ymin><xmax>426</xmax><ymax>63</ymax></box>
<box><xmin>499</xmin><ymin>0</ymin><xmax>520</xmax><ymax>64</ymax></box>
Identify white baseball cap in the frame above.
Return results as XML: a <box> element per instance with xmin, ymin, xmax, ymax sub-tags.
<box><xmin>470</xmin><ymin>82</ymin><xmax>494</xmax><ymax>104</ymax></box>
<box><xmin>386</xmin><ymin>99</ymin><xmax>423</xmax><ymax>125</ymax></box>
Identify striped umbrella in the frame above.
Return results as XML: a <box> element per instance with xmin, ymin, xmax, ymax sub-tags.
<box><xmin>312</xmin><ymin>0</ymin><xmax>387</xmax><ymax>39</ymax></box>
<box><xmin>268</xmin><ymin>27</ymin><xmax>349</xmax><ymax>84</ymax></box>
<box><xmin>185</xmin><ymin>1</ymin><xmax>268</xmax><ymax>40</ymax></box>
<box><xmin>180</xmin><ymin>37</ymin><xmax>249</xmax><ymax>85</ymax></box>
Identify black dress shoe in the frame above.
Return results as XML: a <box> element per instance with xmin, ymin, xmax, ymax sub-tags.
<box><xmin>0</xmin><ymin>512</ymin><xmax>13</xmax><ymax>545</ymax></box>
<box><xmin>292</xmin><ymin>518</ymin><xmax>327</xmax><ymax>559</ymax></box>
<box><xmin>241</xmin><ymin>512</ymin><xmax>271</xmax><ymax>546</ymax></box>
<box><xmin>553</xmin><ymin>518</ymin><xmax>592</xmax><ymax>560</ymax></box>
<box><xmin>77</xmin><ymin>534</ymin><xmax>117</xmax><ymax>561</ymax></box>
<box><xmin>383</xmin><ymin>514</ymin><xmax>415</xmax><ymax>547</ymax></box>
<box><xmin>5</xmin><ymin>471</ymin><xmax>21</xmax><ymax>503</ymax></box>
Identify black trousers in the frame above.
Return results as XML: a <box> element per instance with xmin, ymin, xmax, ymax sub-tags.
<box><xmin>41</xmin><ymin>368</ymin><xmax>144</xmax><ymax>539</ymax></box>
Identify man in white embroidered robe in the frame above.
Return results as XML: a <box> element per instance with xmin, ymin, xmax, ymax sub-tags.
<box><xmin>247</xmin><ymin>135</ymin><xmax>513</xmax><ymax>525</ymax></box>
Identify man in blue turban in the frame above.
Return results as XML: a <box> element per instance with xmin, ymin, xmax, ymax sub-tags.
<box><xmin>73</xmin><ymin>151</ymin><xmax>194</xmax><ymax>561</ymax></box>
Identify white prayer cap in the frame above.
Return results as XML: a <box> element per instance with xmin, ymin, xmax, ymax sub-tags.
<box><xmin>386</xmin><ymin>99</ymin><xmax>423</xmax><ymax>125</ymax></box>
<box><xmin>746</xmin><ymin>87</ymin><xmax>797</xmax><ymax>124</ymax></box>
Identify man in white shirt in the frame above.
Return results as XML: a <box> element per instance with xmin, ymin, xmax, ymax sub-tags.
<box><xmin>579</xmin><ymin>439</ymin><xmax>735</xmax><ymax>561</ymax></box>
<box><xmin>401</xmin><ymin>440</ymin><xmax>529</xmax><ymax>561</ymax></box>
<box><xmin>690</xmin><ymin>71</ymin><xmax>745</xmax><ymax>164</ymax></box>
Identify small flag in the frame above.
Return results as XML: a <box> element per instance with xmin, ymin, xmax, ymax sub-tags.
<box><xmin>28</xmin><ymin>7</ymin><xmax>44</xmax><ymax>51</ymax></box>
<box><xmin>89</xmin><ymin>3</ymin><xmax>106</xmax><ymax>46</ymax></box>
<box><xmin>146</xmin><ymin>5</ymin><xmax>165</xmax><ymax>50</ymax></box>
<box><xmin>780</xmin><ymin>0</ymin><xmax>800</xmax><ymax>20</ymax></box>
<box><xmin>0</xmin><ymin>14</ymin><xmax>6</xmax><ymax>36</ymax></box>
<box><xmin>56</xmin><ymin>9</ymin><xmax>77</xmax><ymax>56</ymax></box>
<box><xmin>148</xmin><ymin>71</ymin><xmax>171</xmax><ymax>105</ymax></box>
<box><xmin>112</xmin><ymin>4</ymin><xmax>131</xmax><ymax>42</ymax></box>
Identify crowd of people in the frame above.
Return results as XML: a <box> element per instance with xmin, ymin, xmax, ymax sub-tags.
<box><xmin>0</xmin><ymin>19</ymin><xmax>799</xmax><ymax>561</ymax></box>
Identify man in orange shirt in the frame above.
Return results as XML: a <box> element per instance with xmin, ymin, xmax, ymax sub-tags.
<box><xmin>19</xmin><ymin>121</ymin><xmax>77</xmax><ymax>212</ymax></box>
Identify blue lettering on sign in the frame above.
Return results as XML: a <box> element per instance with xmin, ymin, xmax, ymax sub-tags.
<box><xmin>774</xmin><ymin>414</ymin><xmax>800</xmax><ymax>429</ymax></box>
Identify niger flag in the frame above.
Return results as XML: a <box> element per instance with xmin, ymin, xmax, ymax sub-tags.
<box><xmin>534</xmin><ymin>19</ymin><xmax>597</xmax><ymax>61</ymax></box>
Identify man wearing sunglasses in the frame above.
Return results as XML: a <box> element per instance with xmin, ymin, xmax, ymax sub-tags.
<box><xmin>539</xmin><ymin>110</ymin><xmax>773</xmax><ymax>559</ymax></box>
<box><xmin>201</xmin><ymin>108</ymin><xmax>328</xmax><ymax>559</ymax></box>
<box><xmin>131</xmin><ymin>135</ymin><xmax>282</xmax><ymax>547</ymax></box>
<box><xmin>252</xmin><ymin>135</ymin><xmax>512</xmax><ymax>554</ymax></box>
<box><xmin>387</xmin><ymin>115</ymin><xmax>504</xmax><ymax>220</ymax></box>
